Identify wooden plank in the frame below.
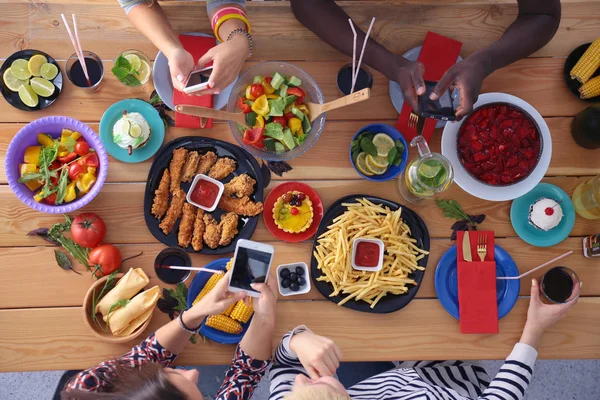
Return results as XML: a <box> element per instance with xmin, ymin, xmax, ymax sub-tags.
<box><xmin>0</xmin><ymin>237</ymin><xmax>596</xmax><ymax>309</ymax></box>
<box><xmin>0</xmin><ymin>57</ymin><xmax>589</xmax><ymax>125</ymax></box>
<box><xmin>1</xmin><ymin>298</ymin><xmax>599</xmax><ymax>372</ymax></box>
<box><xmin>2</xmin><ymin>116</ymin><xmax>597</xmax><ymax>185</ymax></box>
<box><xmin>0</xmin><ymin>1</ymin><xmax>597</xmax><ymax>61</ymax></box>
<box><xmin>0</xmin><ymin>177</ymin><xmax>597</xmax><ymax>246</ymax></box>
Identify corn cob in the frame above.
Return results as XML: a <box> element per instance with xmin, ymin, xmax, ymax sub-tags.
<box><xmin>205</xmin><ymin>314</ymin><xmax>243</xmax><ymax>334</ymax></box>
<box><xmin>571</xmin><ymin>38</ymin><xmax>600</xmax><ymax>83</ymax></box>
<box><xmin>579</xmin><ymin>75</ymin><xmax>600</xmax><ymax>99</ymax></box>
<box><xmin>222</xmin><ymin>301</ymin><xmax>236</xmax><ymax>317</ymax></box>
<box><xmin>226</xmin><ymin>258</ymin><xmax>233</xmax><ymax>271</ymax></box>
<box><xmin>192</xmin><ymin>272</ymin><xmax>224</xmax><ymax>306</ymax></box>
<box><xmin>230</xmin><ymin>299</ymin><xmax>253</xmax><ymax>323</ymax></box>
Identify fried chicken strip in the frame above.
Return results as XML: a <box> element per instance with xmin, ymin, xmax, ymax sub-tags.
<box><xmin>218</xmin><ymin>212</ymin><xmax>239</xmax><ymax>247</ymax></box>
<box><xmin>191</xmin><ymin>208</ymin><xmax>205</xmax><ymax>252</ymax></box>
<box><xmin>181</xmin><ymin>151</ymin><xmax>200</xmax><ymax>182</ymax></box>
<box><xmin>177</xmin><ymin>202</ymin><xmax>197</xmax><ymax>248</ymax></box>
<box><xmin>197</xmin><ymin>151</ymin><xmax>218</xmax><ymax>175</ymax></box>
<box><xmin>159</xmin><ymin>189</ymin><xmax>186</xmax><ymax>235</ymax></box>
<box><xmin>169</xmin><ymin>148</ymin><xmax>188</xmax><ymax>193</ymax></box>
<box><xmin>218</xmin><ymin>196</ymin><xmax>264</xmax><ymax>217</ymax></box>
<box><xmin>223</xmin><ymin>174</ymin><xmax>256</xmax><ymax>198</ymax></box>
<box><xmin>203</xmin><ymin>214</ymin><xmax>221</xmax><ymax>249</ymax></box>
<box><xmin>208</xmin><ymin>157</ymin><xmax>236</xmax><ymax>180</ymax></box>
<box><xmin>151</xmin><ymin>169</ymin><xmax>170</xmax><ymax>219</ymax></box>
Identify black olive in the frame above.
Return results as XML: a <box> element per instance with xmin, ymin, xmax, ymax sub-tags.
<box><xmin>290</xmin><ymin>282</ymin><xmax>300</xmax><ymax>291</ymax></box>
<box><xmin>281</xmin><ymin>279</ymin><xmax>291</xmax><ymax>288</ymax></box>
<box><xmin>298</xmin><ymin>277</ymin><xmax>306</xmax><ymax>287</ymax></box>
<box><xmin>280</xmin><ymin>268</ymin><xmax>291</xmax><ymax>278</ymax></box>
<box><xmin>296</xmin><ymin>266</ymin><xmax>305</xmax><ymax>276</ymax></box>
<box><xmin>289</xmin><ymin>272</ymin><xmax>298</xmax><ymax>282</ymax></box>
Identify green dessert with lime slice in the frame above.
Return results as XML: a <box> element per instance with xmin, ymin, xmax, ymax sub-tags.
<box><xmin>112</xmin><ymin>111</ymin><xmax>152</xmax><ymax>155</ymax></box>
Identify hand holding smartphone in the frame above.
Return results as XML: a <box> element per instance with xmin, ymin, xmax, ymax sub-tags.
<box><xmin>183</xmin><ymin>66</ymin><xmax>214</xmax><ymax>94</ymax></box>
<box><xmin>228</xmin><ymin>239</ymin><xmax>275</xmax><ymax>298</ymax></box>
<box><xmin>418</xmin><ymin>80</ymin><xmax>456</xmax><ymax>121</ymax></box>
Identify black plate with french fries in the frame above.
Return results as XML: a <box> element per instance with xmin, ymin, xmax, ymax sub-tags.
<box><xmin>310</xmin><ymin>195</ymin><xmax>430</xmax><ymax>313</ymax></box>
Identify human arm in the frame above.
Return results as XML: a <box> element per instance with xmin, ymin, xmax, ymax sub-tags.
<box><xmin>290</xmin><ymin>0</ymin><xmax>425</xmax><ymax>111</ymax></box>
<box><xmin>432</xmin><ymin>0</ymin><xmax>561</xmax><ymax>119</ymax></box>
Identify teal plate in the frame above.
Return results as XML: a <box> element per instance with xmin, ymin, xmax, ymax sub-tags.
<box><xmin>99</xmin><ymin>99</ymin><xmax>165</xmax><ymax>163</ymax></box>
<box><xmin>510</xmin><ymin>183</ymin><xmax>575</xmax><ymax>247</ymax></box>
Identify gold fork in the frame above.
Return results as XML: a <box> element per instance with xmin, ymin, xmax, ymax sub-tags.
<box><xmin>477</xmin><ymin>234</ymin><xmax>487</xmax><ymax>262</ymax></box>
<box><xmin>408</xmin><ymin>112</ymin><xmax>419</xmax><ymax>133</ymax></box>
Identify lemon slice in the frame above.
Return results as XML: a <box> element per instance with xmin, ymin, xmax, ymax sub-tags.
<box><xmin>120</xmin><ymin>119</ymin><xmax>131</xmax><ymax>136</ymax></box>
<box><xmin>135</xmin><ymin>60</ymin><xmax>151</xmax><ymax>84</ymax></box>
<box><xmin>418</xmin><ymin>159</ymin><xmax>443</xmax><ymax>179</ymax></box>
<box><xmin>129</xmin><ymin>122</ymin><xmax>142</xmax><ymax>138</ymax></box>
<box><xmin>365</xmin><ymin>154</ymin><xmax>388</xmax><ymax>175</ymax></box>
<box><xmin>355</xmin><ymin>152</ymin><xmax>374</xmax><ymax>176</ymax></box>
<box><xmin>372</xmin><ymin>133</ymin><xmax>395</xmax><ymax>157</ymax></box>
<box><xmin>28</xmin><ymin>54</ymin><xmax>48</xmax><ymax>76</ymax></box>
<box><xmin>10</xmin><ymin>59</ymin><xmax>32</xmax><ymax>80</ymax></box>
<box><xmin>18</xmin><ymin>84</ymin><xmax>39</xmax><ymax>107</ymax></box>
<box><xmin>30</xmin><ymin>77</ymin><xmax>55</xmax><ymax>97</ymax></box>
<box><xmin>40</xmin><ymin>63</ymin><xmax>59</xmax><ymax>80</ymax></box>
<box><xmin>124</xmin><ymin>54</ymin><xmax>142</xmax><ymax>72</ymax></box>
<box><xmin>3</xmin><ymin>69</ymin><xmax>28</xmax><ymax>92</ymax></box>
<box><xmin>367</xmin><ymin>154</ymin><xmax>389</xmax><ymax>168</ymax></box>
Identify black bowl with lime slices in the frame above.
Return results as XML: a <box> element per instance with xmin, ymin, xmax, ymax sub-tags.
<box><xmin>0</xmin><ymin>49</ymin><xmax>63</xmax><ymax>112</ymax></box>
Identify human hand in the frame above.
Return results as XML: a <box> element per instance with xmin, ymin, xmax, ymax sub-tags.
<box><xmin>429</xmin><ymin>57</ymin><xmax>486</xmax><ymax>120</ymax></box>
<box><xmin>249</xmin><ymin>276</ymin><xmax>278</xmax><ymax>325</ymax></box>
<box><xmin>520</xmin><ymin>278</ymin><xmax>579</xmax><ymax>349</ymax></box>
<box><xmin>166</xmin><ymin>47</ymin><xmax>195</xmax><ymax>92</ymax></box>
<box><xmin>290</xmin><ymin>331</ymin><xmax>342</xmax><ymax>379</ymax></box>
<box><xmin>194</xmin><ymin>35</ymin><xmax>250</xmax><ymax>96</ymax></box>
<box><xmin>391</xmin><ymin>56</ymin><xmax>426</xmax><ymax>113</ymax></box>
<box><xmin>189</xmin><ymin>271</ymin><xmax>245</xmax><ymax>320</ymax></box>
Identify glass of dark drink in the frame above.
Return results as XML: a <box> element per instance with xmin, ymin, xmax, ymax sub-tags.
<box><xmin>154</xmin><ymin>247</ymin><xmax>192</xmax><ymax>285</ymax></box>
<box><xmin>337</xmin><ymin>62</ymin><xmax>373</xmax><ymax>96</ymax></box>
<box><xmin>541</xmin><ymin>266</ymin><xmax>580</xmax><ymax>304</ymax></box>
<box><xmin>65</xmin><ymin>50</ymin><xmax>104</xmax><ymax>92</ymax></box>
<box><xmin>571</xmin><ymin>106</ymin><xmax>600</xmax><ymax>149</ymax></box>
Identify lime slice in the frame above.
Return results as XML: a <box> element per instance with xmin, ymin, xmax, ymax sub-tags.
<box><xmin>365</xmin><ymin>155</ymin><xmax>388</xmax><ymax>175</ymax></box>
<box><xmin>10</xmin><ymin>59</ymin><xmax>32</xmax><ymax>80</ymax></box>
<box><xmin>418</xmin><ymin>159</ymin><xmax>443</xmax><ymax>179</ymax></box>
<box><xmin>135</xmin><ymin>60</ymin><xmax>151</xmax><ymax>84</ymax></box>
<box><xmin>129</xmin><ymin>122</ymin><xmax>142</xmax><ymax>138</ymax></box>
<box><xmin>372</xmin><ymin>133</ymin><xmax>395</xmax><ymax>157</ymax></box>
<box><xmin>124</xmin><ymin>54</ymin><xmax>142</xmax><ymax>72</ymax></box>
<box><xmin>355</xmin><ymin>152</ymin><xmax>374</xmax><ymax>176</ymax></box>
<box><xmin>120</xmin><ymin>119</ymin><xmax>131</xmax><ymax>136</ymax></box>
<box><xmin>28</xmin><ymin>54</ymin><xmax>48</xmax><ymax>76</ymax></box>
<box><xmin>30</xmin><ymin>77</ymin><xmax>55</xmax><ymax>97</ymax></box>
<box><xmin>40</xmin><ymin>63</ymin><xmax>59</xmax><ymax>80</ymax></box>
<box><xmin>3</xmin><ymin>69</ymin><xmax>28</xmax><ymax>92</ymax></box>
<box><xmin>18</xmin><ymin>84</ymin><xmax>39</xmax><ymax>107</ymax></box>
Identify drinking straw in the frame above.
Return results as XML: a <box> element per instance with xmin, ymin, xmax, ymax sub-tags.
<box><xmin>61</xmin><ymin>13</ymin><xmax>92</xmax><ymax>86</ymax></box>
<box><xmin>352</xmin><ymin>16</ymin><xmax>376</xmax><ymax>94</ymax></box>
<box><xmin>159</xmin><ymin>265</ymin><xmax>223</xmax><ymax>274</ymax></box>
<box><xmin>497</xmin><ymin>251</ymin><xmax>573</xmax><ymax>280</ymax></box>
<box><xmin>348</xmin><ymin>19</ymin><xmax>357</xmax><ymax>93</ymax></box>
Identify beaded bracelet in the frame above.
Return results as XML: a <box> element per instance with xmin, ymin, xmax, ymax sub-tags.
<box><xmin>227</xmin><ymin>28</ymin><xmax>253</xmax><ymax>58</ymax></box>
<box><xmin>177</xmin><ymin>309</ymin><xmax>202</xmax><ymax>334</ymax></box>
<box><xmin>214</xmin><ymin>13</ymin><xmax>251</xmax><ymax>42</ymax></box>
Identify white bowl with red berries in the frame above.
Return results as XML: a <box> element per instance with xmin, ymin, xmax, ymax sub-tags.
<box><xmin>441</xmin><ymin>93</ymin><xmax>552</xmax><ymax>201</ymax></box>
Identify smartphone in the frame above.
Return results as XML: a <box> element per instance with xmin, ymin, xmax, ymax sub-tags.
<box><xmin>228</xmin><ymin>239</ymin><xmax>275</xmax><ymax>298</ymax></box>
<box><xmin>183</xmin><ymin>66</ymin><xmax>213</xmax><ymax>94</ymax></box>
<box><xmin>418</xmin><ymin>80</ymin><xmax>456</xmax><ymax>121</ymax></box>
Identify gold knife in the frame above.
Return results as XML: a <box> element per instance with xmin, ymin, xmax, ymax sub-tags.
<box><xmin>462</xmin><ymin>231</ymin><xmax>472</xmax><ymax>262</ymax></box>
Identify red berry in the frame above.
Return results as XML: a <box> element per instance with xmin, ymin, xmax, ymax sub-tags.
<box><xmin>290</xmin><ymin>207</ymin><xmax>299</xmax><ymax>216</ymax></box>
<box><xmin>545</xmin><ymin>207</ymin><xmax>554</xmax><ymax>216</ymax></box>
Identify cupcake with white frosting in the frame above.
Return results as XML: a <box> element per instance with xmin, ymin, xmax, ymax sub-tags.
<box><xmin>528</xmin><ymin>198</ymin><xmax>563</xmax><ymax>231</ymax></box>
<box><xmin>113</xmin><ymin>111</ymin><xmax>151</xmax><ymax>155</ymax></box>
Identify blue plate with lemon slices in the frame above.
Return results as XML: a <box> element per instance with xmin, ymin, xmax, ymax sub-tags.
<box><xmin>99</xmin><ymin>99</ymin><xmax>165</xmax><ymax>163</ymax></box>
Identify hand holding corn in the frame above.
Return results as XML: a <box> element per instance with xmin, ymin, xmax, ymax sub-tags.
<box><xmin>191</xmin><ymin>270</ymin><xmax>245</xmax><ymax>317</ymax></box>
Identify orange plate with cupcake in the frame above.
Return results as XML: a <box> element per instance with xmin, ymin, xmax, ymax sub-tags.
<box><xmin>263</xmin><ymin>182</ymin><xmax>324</xmax><ymax>242</ymax></box>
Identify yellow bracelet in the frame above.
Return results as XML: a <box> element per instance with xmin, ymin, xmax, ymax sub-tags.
<box><xmin>214</xmin><ymin>13</ymin><xmax>251</xmax><ymax>42</ymax></box>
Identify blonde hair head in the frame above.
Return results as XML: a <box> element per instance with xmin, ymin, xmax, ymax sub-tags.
<box><xmin>284</xmin><ymin>385</ymin><xmax>352</xmax><ymax>400</ymax></box>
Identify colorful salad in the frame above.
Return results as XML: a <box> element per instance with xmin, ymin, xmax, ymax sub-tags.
<box><xmin>237</xmin><ymin>72</ymin><xmax>312</xmax><ymax>153</ymax></box>
<box><xmin>18</xmin><ymin>129</ymin><xmax>99</xmax><ymax>205</ymax></box>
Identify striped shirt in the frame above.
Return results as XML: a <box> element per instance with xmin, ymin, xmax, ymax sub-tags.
<box><xmin>117</xmin><ymin>0</ymin><xmax>246</xmax><ymax>15</ymax></box>
<box><xmin>270</xmin><ymin>327</ymin><xmax>538</xmax><ymax>400</ymax></box>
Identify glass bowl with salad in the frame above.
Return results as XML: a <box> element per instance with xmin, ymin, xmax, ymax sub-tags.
<box><xmin>5</xmin><ymin>116</ymin><xmax>108</xmax><ymax>213</ymax></box>
<box><xmin>226</xmin><ymin>62</ymin><xmax>325</xmax><ymax>161</ymax></box>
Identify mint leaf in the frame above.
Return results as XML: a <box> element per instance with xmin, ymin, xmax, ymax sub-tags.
<box><xmin>360</xmin><ymin>137</ymin><xmax>378</xmax><ymax>157</ymax></box>
<box><xmin>112</xmin><ymin>66</ymin><xmax>129</xmax><ymax>80</ymax></box>
<box><xmin>123</xmin><ymin>74</ymin><xmax>141</xmax><ymax>87</ymax></box>
<box><xmin>387</xmin><ymin>146</ymin><xmax>398</xmax><ymax>165</ymax></box>
<box><xmin>115</xmin><ymin>55</ymin><xmax>131</xmax><ymax>70</ymax></box>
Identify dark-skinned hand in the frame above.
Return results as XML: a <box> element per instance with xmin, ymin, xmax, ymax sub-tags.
<box><xmin>391</xmin><ymin>55</ymin><xmax>426</xmax><ymax>113</ymax></box>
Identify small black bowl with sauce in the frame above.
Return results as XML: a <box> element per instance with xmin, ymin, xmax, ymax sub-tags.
<box><xmin>154</xmin><ymin>247</ymin><xmax>192</xmax><ymax>284</ymax></box>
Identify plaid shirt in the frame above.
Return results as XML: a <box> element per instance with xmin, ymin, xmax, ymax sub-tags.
<box><xmin>66</xmin><ymin>332</ymin><xmax>270</xmax><ymax>399</ymax></box>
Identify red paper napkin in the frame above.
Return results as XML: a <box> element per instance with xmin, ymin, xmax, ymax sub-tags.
<box><xmin>173</xmin><ymin>35</ymin><xmax>215</xmax><ymax>129</ymax></box>
<box><xmin>396</xmin><ymin>31</ymin><xmax>462</xmax><ymax>142</ymax></box>
<box><xmin>456</xmin><ymin>230</ymin><xmax>498</xmax><ymax>334</ymax></box>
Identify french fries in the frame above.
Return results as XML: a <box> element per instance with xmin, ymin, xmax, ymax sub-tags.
<box><xmin>313</xmin><ymin>198</ymin><xmax>428</xmax><ymax>309</ymax></box>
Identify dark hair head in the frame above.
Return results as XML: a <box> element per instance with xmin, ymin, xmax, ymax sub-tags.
<box><xmin>61</xmin><ymin>362</ymin><xmax>188</xmax><ymax>400</ymax></box>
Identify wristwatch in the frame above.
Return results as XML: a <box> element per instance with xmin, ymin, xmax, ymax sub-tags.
<box><xmin>227</xmin><ymin>28</ymin><xmax>253</xmax><ymax>58</ymax></box>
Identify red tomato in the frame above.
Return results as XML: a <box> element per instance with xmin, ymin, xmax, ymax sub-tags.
<box><xmin>238</xmin><ymin>97</ymin><xmax>252</xmax><ymax>114</ymax></box>
<box><xmin>49</xmin><ymin>161</ymin><xmax>61</xmax><ymax>170</ymax></box>
<box><xmin>89</xmin><ymin>244</ymin><xmax>122</xmax><ymax>278</ymax></box>
<box><xmin>243</xmin><ymin>127</ymin><xmax>264</xmax><ymax>149</ymax></box>
<box><xmin>44</xmin><ymin>193</ymin><xmax>57</xmax><ymax>205</ymax></box>
<box><xmin>79</xmin><ymin>152</ymin><xmax>99</xmax><ymax>167</ymax></box>
<box><xmin>71</xmin><ymin>213</ymin><xmax>106</xmax><ymax>248</ymax></box>
<box><xmin>284</xmin><ymin>112</ymin><xmax>295</xmax><ymax>121</ymax></box>
<box><xmin>272</xmin><ymin>116</ymin><xmax>287</xmax><ymax>127</ymax></box>
<box><xmin>75</xmin><ymin>141</ymin><xmax>90</xmax><ymax>156</ymax></box>
<box><xmin>250</xmin><ymin>83</ymin><xmax>265</xmax><ymax>99</ymax></box>
<box><xmin>287</xmin><ymin>87</ymin><xmax>305</xmax><ymax>104</ymax></box>
<box><xmin>264</xmin><ymin>77</ymin><xmax>272</xmax><ymax>84</ymax></box>
<box><xmin>68</xmin><ymin>163</ymin><xmax>84</xmax><ymax>180</ymax></box>
<box><xmin>58</xmin><ymin>152</ymin><xmax>77</xmax><ymax>163</ymax></box>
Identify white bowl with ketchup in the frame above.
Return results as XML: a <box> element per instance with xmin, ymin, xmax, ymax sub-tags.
<box><xmin>186</xmin><ymin>174</ymin><xmax>224</xmax><ymax>212</ymax></box>
<box><xmin>352</xmin><ymin>238</ymin><xmax>384</xmax><ymax>272</ymax></box>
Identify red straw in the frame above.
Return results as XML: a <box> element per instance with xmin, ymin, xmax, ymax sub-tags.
<box><xmin>61</xmin><ymin>13</ymin><xmax>92</xmax><ymax>87</ymax></box>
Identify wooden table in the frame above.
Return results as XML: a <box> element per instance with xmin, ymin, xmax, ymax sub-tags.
<box><xmin>1</xmin><ymin>0</ymin><xmax>599</xmax><ymax>373</ymax></box>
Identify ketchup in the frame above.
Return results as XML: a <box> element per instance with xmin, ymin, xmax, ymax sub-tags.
<box><xmin>354</xmin><ymin>241</ymin><xmax>380</xmax><ymax>267</ymax></box>
<box><xmin>190</xmin><ymin>179</ymin><xmax>220</xmax><ymax>208</ymax></box>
